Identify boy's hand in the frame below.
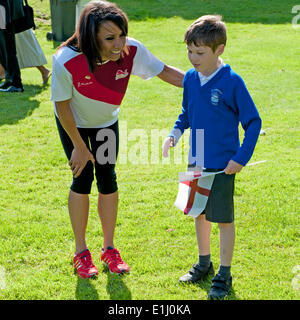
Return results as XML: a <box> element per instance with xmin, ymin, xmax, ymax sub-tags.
<box><xmin>162</xmin><ymin>136</ymin><xmax>175</xmax><ymax>157</ymax></box>
<box><xmin>224</xmin><ymin>160</ymin><xmax>243</xmax><ymax>174</ymax></box>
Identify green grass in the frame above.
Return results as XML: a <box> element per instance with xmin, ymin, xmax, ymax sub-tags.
<box><xmin>0</xmin><ymin>0</ymin><xmax>299</xmax><ymax>300</ymax></box>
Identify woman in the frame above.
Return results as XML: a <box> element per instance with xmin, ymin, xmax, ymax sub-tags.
<box><xmin>0</xmin><ymin>29</ymin><xmax>51</xmax><ymax>85</ymax></box>
<box><xmin>51</xmin><ymin>0</ymin><xmax>184</xmax><ymax>279</ymax></box>
<box><xmin>15</xmin><ymin>29</ymin><xmax>51</xmax><ymax>85</ymax></box>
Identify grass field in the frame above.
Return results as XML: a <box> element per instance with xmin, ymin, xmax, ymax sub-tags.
<box><xmin>0</xmin><ymin>0</ymin><xmax>299</xmax><ymax>300</ymax></box>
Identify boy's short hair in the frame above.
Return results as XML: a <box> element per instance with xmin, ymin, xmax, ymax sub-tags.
<box><xmin>184</xmin><ymin>15</ymin><xmax>227</xmax><ymax>52</ymax></box>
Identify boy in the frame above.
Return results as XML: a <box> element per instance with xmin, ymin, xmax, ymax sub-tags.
<box><xmin>162</xmin><ymin>15</ymin><xmax>261</xmax><ymax>299</ymax></box>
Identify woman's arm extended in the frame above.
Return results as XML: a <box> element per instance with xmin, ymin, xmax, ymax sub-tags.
<box><xmin>157</xmin><ymin>64</ymin><xmax>185</xmax><ymax>88</ymax></box>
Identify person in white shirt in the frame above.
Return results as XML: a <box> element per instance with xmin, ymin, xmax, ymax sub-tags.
<box><xmin>0</xmin><ymin>29</ymin><xmax>51</xmax><ymax>85</ymax></box>
<box><xmin>15</xmin><ymin>29</ymin><xmax>51</xmax><ymax>85</ymax></box>
<box><xmin>51</xmin><ymin>0</ymin><xmax>184</xmax><ymax>278</ymax></box>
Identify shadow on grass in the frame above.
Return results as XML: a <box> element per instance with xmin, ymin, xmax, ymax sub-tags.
<box><xmin>105</xmin><ymin>271</ymin><xmax>132</xmax><ymax>300</ymax></box>
<box><xmin>195</xmin><ymin>279</ymin><xmax>239</xmax><ymax>300</ymax></box>
<box><xmin>74</xmin><ymin>270</ymin><xmax>132</xmax><ymax>300</ymax></box>
<box><xmin>180</xmin><ymin>273</ymin><xmax>239</xmax><ymax>300</ymax></box>
<box><xmin>0</xmin><ymin>84</ymin><xmax>45</xmax><ymax>126</ymax></box>
<box><xmin>75</xmin><ymin>277</ymin><xmax>99</xmax><ymax>300</ymax></box>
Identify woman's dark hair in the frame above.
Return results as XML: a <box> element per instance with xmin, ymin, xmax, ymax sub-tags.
<box><xmin>59</xmin><ymin>1</ymin><xmax>129</xmax><ymax>72</ymax></box>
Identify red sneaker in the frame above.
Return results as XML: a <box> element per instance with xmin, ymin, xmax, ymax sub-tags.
<box><xmin>73</xmin><ymin>249</ymin><xmax>98</xmax><ymax>279</ymax></box>
<box><xmin>101</xmin><ymin>247</ymin><xmax>130</xmax><ymax>274</ymax></box>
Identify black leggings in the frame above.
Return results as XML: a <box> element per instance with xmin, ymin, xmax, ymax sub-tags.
<box><xmin>55</xmin><ymin>116</ymin><xmax>119</xmax><ymax>194</ymax></box>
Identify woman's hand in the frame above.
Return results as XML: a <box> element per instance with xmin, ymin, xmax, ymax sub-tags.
<box><xmin>224</xmin><ymin>160</ymin><xmax>243</xmax><ymax>175</ymax></box>
<box><xmin>55</xmin><ymin>100</ymin><xmax>95</xmax><ymax>178</ymax></box>
<box><xmin>69</xmin><ymin>146</ymin><xmax>95</xmax><ymax>178</ymax></box>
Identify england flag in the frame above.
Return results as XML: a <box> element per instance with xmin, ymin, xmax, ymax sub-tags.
<box><xmin>174</xmin><ymin>171</ymin><xmax>222</xmax><ymax>218</ymax></box>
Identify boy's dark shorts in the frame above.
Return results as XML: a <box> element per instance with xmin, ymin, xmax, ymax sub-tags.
<box><xmin>188</xmin><ymin>165</ymin><xmax>235</xmax><ymax>223</ymax></box>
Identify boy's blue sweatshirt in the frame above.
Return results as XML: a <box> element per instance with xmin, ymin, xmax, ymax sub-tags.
<box><xmin>170</xmin><ymin>64</ymin><xmax>262</xmax><ymax>168</ymax></box>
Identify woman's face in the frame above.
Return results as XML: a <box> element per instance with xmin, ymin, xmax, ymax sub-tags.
<box><xmin>97</xmin><ymin>20</ymin><xmax>126</xmax><ymax>62</ymax></box>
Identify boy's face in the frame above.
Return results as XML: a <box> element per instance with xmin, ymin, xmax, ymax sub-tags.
<box><xmin>187</xmin><ymin>42</ymin><xmax>224</xmax><ymax>75</ymax></box>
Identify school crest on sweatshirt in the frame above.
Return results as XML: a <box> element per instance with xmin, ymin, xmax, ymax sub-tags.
<box><xmin>211</xmin><ymin>88</ymin><xmax>223</xmax><ymax>106</ymax></box>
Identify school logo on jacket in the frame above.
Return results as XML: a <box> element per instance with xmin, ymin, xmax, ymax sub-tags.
<box><xmin>211</xmin><ymin>89</ymin><xmax>223</xmax><ymax>106</ymax></box>
<box><xmin>115</xmin><ymin>69</ymin><xmax>129</xmax><ymax>80</ymax></box>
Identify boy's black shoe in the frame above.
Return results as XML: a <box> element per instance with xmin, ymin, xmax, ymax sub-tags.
<box><xmin>208</xmin><ymin>274</ymin><xmax>232</xmax><ymax>300</ymax></box>
<box><xmin>179</xmin><ymin>262</ymin><xmax>214</xmax><ymax>283</ymax></box>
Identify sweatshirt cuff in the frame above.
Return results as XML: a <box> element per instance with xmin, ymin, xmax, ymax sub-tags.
<box><xmin>231</xmin><ymin>152</ymin><xmax>248</xmax><ymax>167</ymax></box>
<box><xmin>169</xmin><ymin>128</ymin><xmax>183</xmax><ymax>144</ymax></box>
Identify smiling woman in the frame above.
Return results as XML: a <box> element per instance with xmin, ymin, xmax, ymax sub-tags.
<box><xmin>50</xmin><ymin>0</ymin><xmax>185</xmax><ymax>280</ymax></box>
<box><xmin>62</xmin><ymin>0</ymin><xmax>129</xmax><ymax>71</ymax></box>
<box><xmin>97</xmin><ymin>20</ymin><xmax>127</xmax><ymax>62</ymax></box>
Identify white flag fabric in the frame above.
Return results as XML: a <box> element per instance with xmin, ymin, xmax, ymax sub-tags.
<box><xmin>174</xmin><ymin>161</ymin><xmax>267</xmax><ymax>218</ymax></box>
<box><xmin>174</xmin><ymin>171</ymin><xmax>221</xmax><ymax>218</ymax></box>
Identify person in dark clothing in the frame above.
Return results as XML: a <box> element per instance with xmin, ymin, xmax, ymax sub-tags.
<box><xmin>0</xmin><ymin>0</ymin><xmax>24</xmax><ymax>92</ymax></box>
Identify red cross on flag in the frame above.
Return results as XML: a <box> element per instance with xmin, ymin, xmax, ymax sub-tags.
<box><xmin>174</xmin><ymin>171</ymin><xmax>222</xmax><ymax>218</ymax></box>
